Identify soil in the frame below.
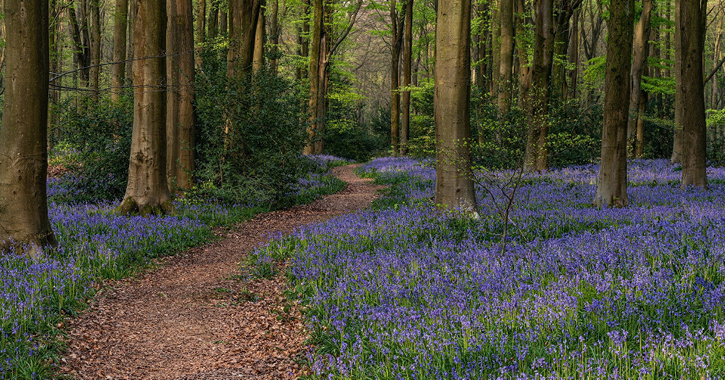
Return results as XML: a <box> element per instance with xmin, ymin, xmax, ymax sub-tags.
<box><xmin>58</xmin><ymin>164</ymin><xmax>384</xmax><ymax>380</ymax></box>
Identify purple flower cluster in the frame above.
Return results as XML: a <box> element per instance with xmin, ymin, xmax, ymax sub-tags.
<box><xmin>261</xmin><ymin>158</ymin><xmax>725</xmax><ymax>378</ymax></box>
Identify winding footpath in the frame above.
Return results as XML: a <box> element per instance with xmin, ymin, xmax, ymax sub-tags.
<box><xmin>59</xmin><ymin>165</ymin><xmax>383</xmax><ymax>379</ymax></box>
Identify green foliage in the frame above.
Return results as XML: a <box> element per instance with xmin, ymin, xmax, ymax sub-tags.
<box><xmin>194</xmin><ymin>64</ymin><xmax>310</xmax><ymax>207</ymax></box>
<box><xmin>323</xmin><ymin>70</ymin><xmax>388</xmax><ymax>161</ymax></box>
<box><xmin>546</xmin><ymin>100</ymin><xmax>602</xmax><ymax>168</ymax></box>
<box><xmin>52</xmin><ymin>95</ymin><xmax>133</xmax><ymax>203</ymax></box>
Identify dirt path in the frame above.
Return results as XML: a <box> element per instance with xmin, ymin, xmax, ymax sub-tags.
<box><xmin>59</xmin><ymin>165</ymin><xmax>383</xmax><ymax>380</ymax></box>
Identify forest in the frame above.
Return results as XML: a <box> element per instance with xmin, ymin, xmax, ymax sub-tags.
<box><xmin>1</xmin><ymin>0</ymin><xmax>725</xmax><ymax>377</ymax></box>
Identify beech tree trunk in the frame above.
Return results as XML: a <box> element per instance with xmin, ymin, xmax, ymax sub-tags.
<box><xmin>270</xmin><ymin>0</ymin><xmax>280</xmax><ymax>73</ymax></box>
<box><xmin>118</xmin><ymin>0</ymin><xmax>173</xmax><ymax>216</ymax></box>
<box><xmin>594</xmin><ymin>0</ymin><xmax>633</xmax><ymax>208</ymax></box>
<box><xmin>0</xmin><ymin>0</ymin><xmax>57</xmax><ymax>254</ymax></box>
<box><xmin>390</xmin><ymin>0</ymin><xmax>405</xmax><ymax>156</ymax></box>
<box><xmin>490</xmin><ymin>3</ymin><xmax>500</xmax><ymax>97</ymax></box>
<box><xmin>627</xmin><ymin>0</ymin><xmax>652</xmax><ymax>154</ymax></box>
<box><xmin>197</xmin><ymin>0</ymin><xmax>206</xmax><ymax>44</ymax></box>
<box><xmin>567</xmin><ymin>8</ymin><xmax>579</xmax><ymax>99</ymax></box>
<box><xmin>517</xmin><ymin>0</ymin><xmax>531</xmax><ymax>108</ymax></box>
<box><xmin>167</xmin><ymin>0</ymin><xmax>196</xmax><ymax>191</ymax></box>
<box><xmin>90</xmin><ymin>0</ymin><xmax>101</xmax><ymax>99</ymax></box>
<box><xmin>227</xmin><ymin>0</ymin><xmax>261</xmax><ymax>79</ymax></box>
<box><xmin>304</xmin><ymin>0</ymin><xmax>325</xmax><ymax>154</ymax></box>
<box><xmin>208</xmin><ymin>0</ymin><xmax>219</xmax><ymax>38</ymax></box>
<box><xmin>523</xmin><ymin>0</ymin><xmax>554</xmax><ymax>171</ymax></box>
<box><xmin>401</xmin><ymin>0</ymin><xmax>413</xmax><ymax>155</ymax></box>
<box><xmin>112</xmin><ymin>0</ymin><xmax>128</xmax><ymax>102</ymax></box>
<box><xmin>497</xmin><ymin>0</ymin><xmax>514</xmax><ymax>114</ymax></box>
<box><xmin>69</xmin><ymin>1</ymin><xmax>91</xmax><ymax>87</ymax></box>
<box><xmin>677</xmin><ymin>0</ymin><xmax>707</xmax><ymax>188</ymax></box>
<box><xmin>252</xmin><ymin>5</ymin><xmax>265</xmax><ymax>72</ymax></box>
<box><xmin>434</xmin><ymin>0</ymin><xmax>477</xmax><ymax>212</ymax></box>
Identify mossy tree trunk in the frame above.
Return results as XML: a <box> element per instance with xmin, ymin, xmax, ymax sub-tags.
<box><xmin>0</xmin><ymin>0</ymin><xmax>57</xmax><ymax>254</ymax></box>
<box><xmin>594</xmin><ymin>0</ymin><xmax>633</xmax><ymax>208</ymax></box>
<box><xmin>118</xmin><ymin>0</ymin><xmax>173</xmax><ymax>216</ymax></box>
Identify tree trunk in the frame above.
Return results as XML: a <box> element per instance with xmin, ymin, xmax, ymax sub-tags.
<box><xmin>523</xmin><ymin>0</ymin><xmax>554</xmax><ymax>171</ymax></box>
<box><xmin>252</xmin><ymin>5</ymin><xmax>265</xmax><ymax>72</ymax></box>
<box><xmin>118</xmin><ymin>0</ymin><xmax>173</xmax><ymax>216</ymax></box>
<box><xmin>90</xmin><ymin>0</ymin><xmax>101</xmax><ymax>100</ymax></box>
<box><xmin>112</xmin><ymin>0</ymin><xmax>128</xmax><ymax>102</ymax></box>
<box><xmin>434</xmin><ymin>0</ymin><xmax>477</xmax><ymax>212</ymax></box>
<box><xmin>69</xmin><ymin>1</ymin><xmax>91</xmax><ymax>87</ymax></box>
<box><xmin>0</xmin><ymin>0</ymin><xmax>56</xmax><ymax>254</ymax></box>
<box><xmin>517</xmin><ymin>0</ymin><xmax>531</xmax><ymax>108</ymax></box>
<box><xmin>197</xmin><ymin>0</ymin><xmax>206</xmax><ymax>44</ymax></box>
<box><xmin>677</xmin><ymin>0</ymin><xmax>707</xmax><ymax>188</ymax></box>
<box><xmin>166</xmin><ymin>0</ymin><xmax>196</xmax><ymax>192</ymax></box>
<box><xmin>497</xmin><ymin>0</ymin><xmax>514</xmax><ymax>114</ymax></box>
<box><xmin>227</xmin><ymin>0</ymin><xmax>261</xmax><ymax>79</ymax></box>
<box><xmin>567</xmin><ymin>8</ymin><xmax>579</xmax><ymax>100</ymax></box>
<box><xmin>270</xmin><ymin>0</ymin><xmax>280</xmax><ymax>73</ymax></box>
<box><xmin>551</xmin><ymin>0</ymin><xmax>570</xmax><ymax>99</ymax></box>
<box><xmin>401</xmin><ymin>0</ymin><xmax>413</xmax><ymax>155</ymax></box>
<box><xmin>126</xmin><ymin>0</ymin><xmax>134</xmax><ymax>79</ymax></box>
<box><xmin>49</xmin><ymin>0</ymin><xmax>61</xmax><ymax>145</ymax></box>
<box><xmin>390</xmin><ymin>0</ymin><xmax>405</xmax><ymax>156</ymax></box>
<box><xmin>594</xmin><ymin>0</ymin><xmax>633</xmax><ymax>208</ymax></box>
<box><xmin>490</xmin><ymin>2</ymin><xmax>500</xmax><ymax>97</ymax></box>
<box><xmin>208</xmin><ymin>0</ymin><xmax>219</xmax><ymax>38</ymax></box>
<box><xmin>627</xmin><ymin>0</ymin><xmax>652</xmax><ymax>153</ymax></box>
<box><xmin>304</xmin><ymin>0</ymin><xmax>324</xmax><ymax>154</ymax></box>
<box><xmin>220</xmin><ymin>4</ymin><xmax>228</xmax><ymax>35</ymax></box>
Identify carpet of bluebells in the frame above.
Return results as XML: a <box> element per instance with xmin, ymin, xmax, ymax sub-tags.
<box><xmin>252</xmin><ymin>158</ymin><xmax>725</xmax><ymax>379</ymax></box>
<box><xmin>0</xmin><ymin>155</ymin><xmax>347</xmax><ymax>379</ymax></box>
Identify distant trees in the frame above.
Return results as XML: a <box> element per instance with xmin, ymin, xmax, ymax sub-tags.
<box><xmin>0</xmin><ymin>0</ymin><xmax>56</xmax><ymax>253</ymax></box>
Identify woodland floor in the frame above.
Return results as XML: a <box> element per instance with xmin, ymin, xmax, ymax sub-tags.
<box><xmin>58</xmin><ymin>165</ymin><xmax>384</xmax><ymax>380</ymax></box>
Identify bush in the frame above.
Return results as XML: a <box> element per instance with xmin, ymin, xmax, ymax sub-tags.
<box><xmin>51</xmin><ymin>96</ymin><xmax>133</xmax><ymax>203</ymax></box>
<box><xmin>195</xmin><ymin>64</ymin><xmax>311</xmax><ymax>207</ymax></box>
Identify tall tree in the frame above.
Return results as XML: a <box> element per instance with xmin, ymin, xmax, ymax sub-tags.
<box><xmin>112</xmin><ymin>0</ymin><xmax>128</xmax><ymax>102</ymax></box>
<box><xmin>593</xmin><ymin>0</ymin><xmax>633</xmax><ymax>208</ymax></box>
<box><xmin>677</xmin><ymin>0</ymin><xmax>707</xmax><ymax>187</ymax></box>
<box><xmin>69</xmin><ymin>0</ymin><xmax>91</xmax><ymax>87</ymax></box>
<box><xmin>209</xmin><ymin>0</ymin><xmax>220</xmax><ymax>38</ymax></box>
<box><xmin>90</xmin><ymin>0</ymin><xmax>101</xmax><ymax>99</ymax></box>
<box><xmin>523</xmin><ymin>0</ymin><xmax>554</xmax><ymax>171</ymax></box>
<box><xmin>197</xmin><ymin>0</ymin><xmax>206</xmax><ymax>44</ymax></box>
<box><xmin>390</xmin><ymin>0</ymin><xmax>406</xmax><ymax>156</ymax></box>
<box><xmin>227</xmin><ymin>0</ymin><xmax>262</xmax><ymax>78</ymax></box>
<box><xmin>627</xmin><ymin>0</ymin><xmax>652</xmax><ymax>155</ymax></box>
<box><xmin>118</xmin><ymin>0</ymin><xmax>173</xmax><ymax>215</ymax></box>
<box><xmin>252</xmin><ymin>3</ymin><xmax>265</xmax><ymax>72</ymax></box>
<box><xmin>0</xmin><ymin>0</ymin><xmax>57</xmax><ymax>254</ymax></box>
<box><xmin>400</xmin><ymin>0</ymin><xmax>414</xmax><ymax>154</ymax></box>
<box><xmin>304</xmin><ymin>0</ymin><xmax>363</xmax><ymax>154</ymax></box>
<box><xmin>434</xmin><ymin>0</ymin><xmax>477</xmax><ymax>211</ymax></box>
<box><xmin>167</xmin><ymin>0</ymin><xmax>196</xmax><ymax>191</ymax></box>
<box><xmin>497</xmin><ymin>0</ymin><xmax>514</xmax><ymax>114</ymax></box>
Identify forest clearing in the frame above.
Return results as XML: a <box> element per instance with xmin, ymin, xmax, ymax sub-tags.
<box><xmin>1</xmin><ymin>0</ymin><xmax>725</xmax><ymax>378</ymax></box>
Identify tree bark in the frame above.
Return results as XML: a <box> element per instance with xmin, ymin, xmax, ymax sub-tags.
<box><xmin>270</xmin><ymin>0</ymin><xmax>280</xmax><ymax>73</ymax></box>
<box><xmin>677</xmin><ymin>0</ymin><xmax>707</xmax><ymax>188</ymax></box>
<box><xmin>227</xmin><ymin>0</ymin><xmax>261</xmax><ymax>79</ymax></box>
<box><xmin>197</xmin><ymin>0</ymin><xmax>206</xmax><ymax>44</ymax></box>
<box><xmin>434</xmin><ymin>0</ymin><xmax>477</xmax><ymax>212</ymax></box>
<box><xmin>627</xmin><ymin>0</ymin><xmax>652</xmax><ymax>154</ymax></box>
<box><xmin>594</xmin><ymin>0</ymin><xmax>633</xmax><ymax>208</ymax></box>
<box><xmin>220</xmin><ymin>4</ymin><xmax>228</xmax><ymax>35</ymax></box>
<box><xmin>401</xmin><ymin>0</ymin><xmax>413</xmax><ymax>155</ymax></box>
<box><xmin>497</xmin><ymin>0</ymin><xmax>514</xmax><ymax>114</ymax></box>
<box><xmin>390</xmin><ymin>0</ymin><xmax>405</xmax><ymax>156</ymax></box>
<box><xmin>69</xmin><ymin>1</ymin><xmax>91</xmax><ymax>87</ymax></box>
<box><xmin>0</xmin><ymin>0</ymin><xmax>57</xmax><ymax>254</ymax></box>
<box><xmin>304</xmin><ymin>0</ymin><xmax>325</xmax><ymax>154</ymax></box>
<box><xmin>516</xmin><ymin>0</ymin><xmax>531</xmax><ymax>108</ymax></box>
<box><xmin>118</xmin><ymin>0</ymin><xmax>173</xmax><ymax>216</ymax></box>
<box><xmin>112</xmin><ymin>0</ymin><xmax>128</xmax><ymax>102</ymax></box>
<box><xmin>166</xmin><ymin>0</ymin><xmax>196</xmax><ymax>191</ymax></box>
<box><xmin>252</xmin><ymin>4</ymin><xmax>265</xmax><ymax>72</ymax></box>
<box><xmin>567</xmin><ymin>8</ymin><xmax>579</xmax><ymax>99</ymax></box>
<box><xmin>523</xmin><ymin>0</ymin><xmax>554</xmax><ymax>171</ymax></box>
<box><xmin>90</xmin><ymin>0</ymin><xmax>101</xmax><ymax>100</ymax></box>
